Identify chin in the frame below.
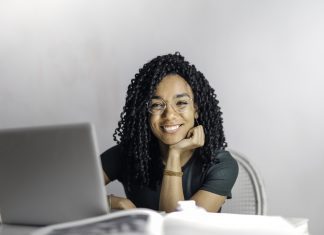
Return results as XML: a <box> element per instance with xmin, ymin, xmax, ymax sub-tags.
<box><xmin>159</xmin><ymin>136</ymin><xmax>185</xmax><ymax>146</ymax></box>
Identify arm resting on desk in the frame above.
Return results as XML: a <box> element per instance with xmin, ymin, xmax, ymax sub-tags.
<box><xmin>103</xmin><ymin>171</ymin><xmax>136</xmax><ymax>210</ymax></box>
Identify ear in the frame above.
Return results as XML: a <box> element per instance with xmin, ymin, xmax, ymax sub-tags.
<box><xmin>194</xmin><ymin>103</ymin><xmax>199</xmax><ymax>119</ymax></box>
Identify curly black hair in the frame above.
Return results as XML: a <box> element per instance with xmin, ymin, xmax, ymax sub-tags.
<box><xmin>113</xmin><ymin>52</ymin><xmax>226</xmax><ymax>189</ymax></box>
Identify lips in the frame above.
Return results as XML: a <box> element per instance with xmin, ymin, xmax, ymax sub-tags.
<box><xmin>161</xmin><ymin>124</ymin><xmax>182</xmax><ymax>133</ymax></box>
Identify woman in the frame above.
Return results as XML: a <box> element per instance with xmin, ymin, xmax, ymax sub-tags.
<box><xmin>101</xmin><ymin>52</ymin><xmax>238</xmax><ymax>213</ymax></box>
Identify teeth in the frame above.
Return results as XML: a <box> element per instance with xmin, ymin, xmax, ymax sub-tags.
<box><xmin>163</xmin><ymin>125</ymin><xmax>180</xmax><ymax>132</ymax></box>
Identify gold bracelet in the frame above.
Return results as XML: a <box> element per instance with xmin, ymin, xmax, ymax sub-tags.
<box><xmin>164</xmin><ymin>169</ymin><xmax>183</xmax><ymax>177</ymax></box>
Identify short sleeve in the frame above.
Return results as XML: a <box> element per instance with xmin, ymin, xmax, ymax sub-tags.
<box><xmin>201</xmin><ymin>151</ymin><xmax>239</xmax><ymax>198</ymax></box>
<box><xmin>100</xmin><ymin>145</ymin><xmax>124</xmax><ymax>182</ymax></box>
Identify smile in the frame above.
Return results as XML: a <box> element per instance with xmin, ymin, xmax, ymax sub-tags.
<box><xmin>161</xmin><ymin>124</ymin><xmax>182</xmax><ymax>133</ymax></box>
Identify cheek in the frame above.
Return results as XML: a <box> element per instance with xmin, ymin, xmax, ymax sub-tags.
<box><xmin>149</xmin><ymin>117</ymin><xmax>159</xmax><ymax>133</ymax></box>
<box><xmin>183</xmin><ymin>112</ymin><xmax>195</xmax><ymax>126</ymax></box>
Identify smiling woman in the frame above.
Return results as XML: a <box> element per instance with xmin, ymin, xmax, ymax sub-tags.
<box><xmin>101</xmin><ymin>52</ymin><xmax>238</xmax><ymax>213</ymax></box>
<box><xmin>149</xmin><ymin>75</ymin><xmax>197</xmax><ymax>146</ymax></box>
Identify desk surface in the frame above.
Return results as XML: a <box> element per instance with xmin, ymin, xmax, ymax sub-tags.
<box><xmin>0</xmin><ymin>217</ymin><xmax>309</xmax><ymax>235</ymax></box>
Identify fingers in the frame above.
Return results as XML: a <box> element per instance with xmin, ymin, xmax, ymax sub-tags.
<box><xmin>114</xmin><ymin>196</ymin><xmax>136</xmax><ymax>209</ymax></box>
<box><xmin>186</xmin><ymin>128</ymin><xmax>195</xmax><ymax>139</ymax></box>
<box><xmin>192</xmin><ymin>125</ymin><xmax>205</xmax><ymax>147</ymax></box>
<box><xmin>186</xmin><ymin>125</ymin><xmax>205</xmax><ymax>148</ymax></box>
<box><xmin>169</xmin><ymin>125</ymin><xmax>205</xmax><ymax>153</ymax></box>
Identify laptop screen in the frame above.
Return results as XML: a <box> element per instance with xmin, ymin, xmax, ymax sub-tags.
<box><xmin>0</xmin><ymin>123</ymin><xmax>108</xmax><ymax>225</ymax></box>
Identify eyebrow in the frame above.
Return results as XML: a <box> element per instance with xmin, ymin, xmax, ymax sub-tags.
<box><xmin>151</xmin><ymin>93</ymin><xmax>191</xmax><ymax>100</ymax></box>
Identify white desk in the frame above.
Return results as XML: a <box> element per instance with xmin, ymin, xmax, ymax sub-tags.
<box><xmin>0</xmin><ymin>216</ymin><xmax>309</xmax><ymax>235</ymax></box>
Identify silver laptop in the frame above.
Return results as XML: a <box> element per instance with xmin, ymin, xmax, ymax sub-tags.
<box><xmin>0</xmin><ymin>123</ymin><xmax>109</xmax><ymax>225</ymax></box>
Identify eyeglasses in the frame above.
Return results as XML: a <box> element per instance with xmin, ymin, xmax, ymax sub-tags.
<box><xmin>147</xmin><ymin>96</ymin><xmax>193</xmax><ymax>115</ymax></box>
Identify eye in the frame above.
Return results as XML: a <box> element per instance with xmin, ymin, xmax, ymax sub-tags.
<box><xmin>150</xmin><ymin>101</ymin><xmax>165</xmax><ymax>110</ymax></box>
<box><xmin>176</xmin><ymin>100</ymin><xmax>189</xmax><ymax>107</ymax></box>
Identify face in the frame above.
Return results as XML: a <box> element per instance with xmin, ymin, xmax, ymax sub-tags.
<box><xmin>149</xmin><ymin>74</ymin><xmax>197</xmax><ymax>146</ymax></box>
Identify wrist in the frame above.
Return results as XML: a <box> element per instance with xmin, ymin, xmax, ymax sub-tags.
<box><xmin>167</xmin><ymin>148</ymin><xmax>181</xmax><ymax>159</ymax></box>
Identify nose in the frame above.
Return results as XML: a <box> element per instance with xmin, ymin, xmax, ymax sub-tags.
<box><xmin>162</xmin><ymin>103</ymin><xmax>178</xmax><ymax>118</ymax></box>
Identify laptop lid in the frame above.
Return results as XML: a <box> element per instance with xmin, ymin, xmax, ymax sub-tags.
<box><xmin>0</xmin><ymin>123</ymin><xmax>109</xmax><ymax>225</ymax></box>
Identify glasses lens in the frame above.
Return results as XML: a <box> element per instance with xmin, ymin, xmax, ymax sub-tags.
<box><xmin>148</xmin><ymin>96</ymin><xmax>192</xmax><ymax>114</ymax></box>
<box><xmin>173</xmin><ymin>96</ymin><xmax>192</xmax><ymax>113</ymax></box>
<box><xmin>148</xmin><ymin>99</ymin><xmax>165</xmax><ymax>114</ymax></box>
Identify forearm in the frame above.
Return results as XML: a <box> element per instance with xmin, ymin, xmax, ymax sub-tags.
<box><xmin>159</xmin><ymin>152</ymin><xmax>184</xmax><ymax>212</ymax></box>
<box><xmin>109</xmin><ymin>195</ymin><xmax>136</xmax><ymax>210</ymax></box>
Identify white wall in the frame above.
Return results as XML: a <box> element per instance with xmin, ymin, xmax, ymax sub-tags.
<box><xmin>1</xmin><ymin>0</ymin><xmax>323</xmax><ymax>234</ymax></box>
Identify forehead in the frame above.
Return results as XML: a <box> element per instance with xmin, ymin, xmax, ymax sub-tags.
<box><xmin>154</xmin><ymin>74</ymin><xmax>193</xmax><ymax>97</ymax></box>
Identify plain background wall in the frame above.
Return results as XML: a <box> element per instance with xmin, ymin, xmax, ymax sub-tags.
<box><xmin>0</xmin><ymin>0</ymin><xmax>323</xmax><ymax>234</ymax></box>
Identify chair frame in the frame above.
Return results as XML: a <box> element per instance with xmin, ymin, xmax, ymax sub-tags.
<box><xmin>228</xmin><ymin>149</ymin><xmax>267</xmax><ymax>215</ymax></box>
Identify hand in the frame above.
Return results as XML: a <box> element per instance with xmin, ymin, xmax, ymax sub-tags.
<box><xmin>169</xmin><ymin>125</ymin><xmax>205</xmax><ymax>155</ymax></box>
<box><xmin>110</xmin><ymin>195</ymin><xmax>136</xmax><ymax>210</ymax></box>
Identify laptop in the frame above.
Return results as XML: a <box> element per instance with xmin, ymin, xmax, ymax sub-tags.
<box><xmin>0</xmin><ymin>123</ymin><xmax>109</xmax><ymax>225</ymax></box>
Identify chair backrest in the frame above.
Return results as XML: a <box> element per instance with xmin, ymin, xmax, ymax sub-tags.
<box><xmin>221</xmin><ymin>149</ymin><xmax>267</xmax><ymax>215</ymax></box>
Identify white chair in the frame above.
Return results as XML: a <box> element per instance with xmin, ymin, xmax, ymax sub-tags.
<box><xmin>221</xmin><ymin>149</ymin><xmax>267</xmax><ymax>215</ymax></box>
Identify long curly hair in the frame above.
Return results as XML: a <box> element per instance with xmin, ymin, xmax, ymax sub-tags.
<box><xmin>113</xmin><ymin>52</ymin><xmax>226</xmax><ymax>189</ymax></box>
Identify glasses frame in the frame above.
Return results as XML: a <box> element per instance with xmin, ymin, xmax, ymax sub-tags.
<box><xmin>147</xmin><ymin>96</ymin><xmax>194</xmax><ymax>115</ymax></box>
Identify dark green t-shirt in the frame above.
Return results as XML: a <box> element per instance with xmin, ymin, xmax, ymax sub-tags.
<box><xmin>101</xmin><ymin>145</ymin><xmax>238</xmax><ymax>210</ymax></box>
